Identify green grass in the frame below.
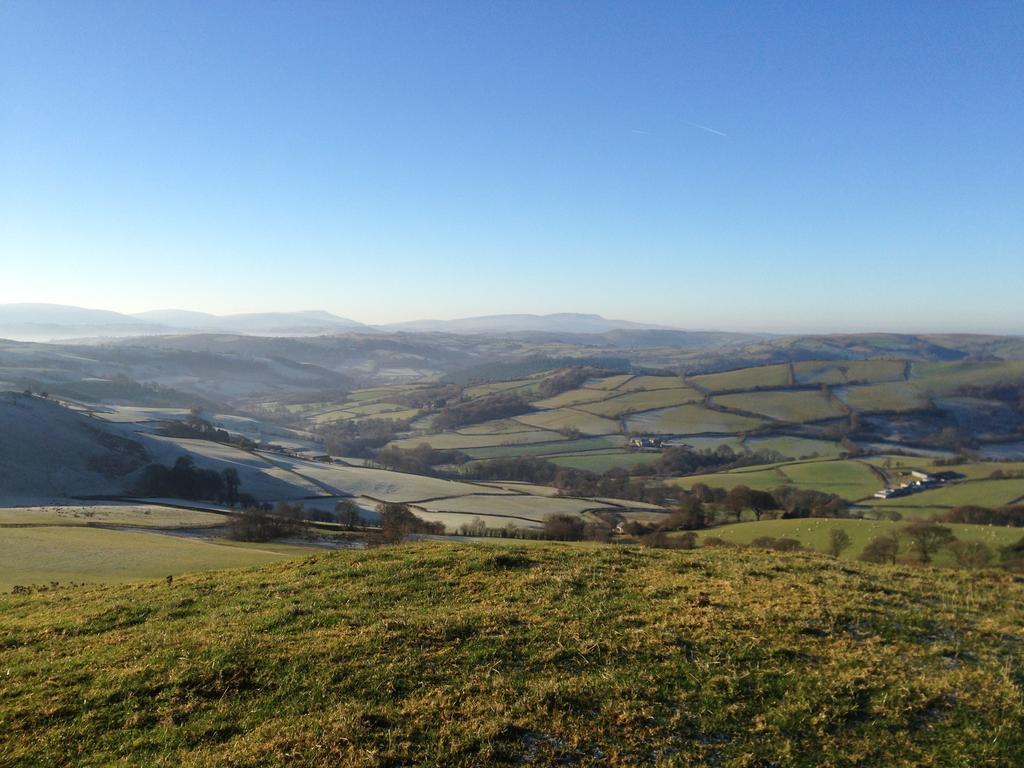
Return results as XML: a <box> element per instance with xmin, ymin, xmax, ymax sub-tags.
<box><xmin>743</xmin><ymin>436</ymin><xmax>846</xmax><ymax>459</ymax></box>
<box><xmin>547</xmin><ymin>450</ymin><xmax>664</xmax><ymax>473</ymax></box>
<box><xmin>695</xmin><ymin>518</ymin><xmax>1023</xmax><ymax>566</ymax></box>
<box><xmin>714</xmin><ymin>390</ymin><xmax>847</xmax><ymax>422</ymax></box>
<box><xmin>690</xmin><ymin>363</ymin><xmax>793</xmax><ymax>392</ymax></box>
<box><xmin>513</xmin><ymin>408</ymin><xmax>622</xmax><ymax>435</ymax></box>
<box><xmin>911</xmin><ymin>360</ymin><xmax>1024</xmax><ymax>395</ymax></box>
<box><xmin>388</xmin><ymin>428</ymin><xmax>562</xmax><ymax>451</ymax></box>
<box><xmin>793</xmin><ymin>359</ymin><xmax>907</xmax><ymax>385</ymax></box>
<box><xmin>624</xmin><ymin>403</ymin><xmax>766</xmax><ymax>435</ymax></box>
<box><xmin>837</xmin><ymin>382</ymin><xmax>928</xmax><ymax>413</ymax></box>
<box><xmin>0</xmin><ymin>504</ymin><xmax>226</xmax><ymax>529</ymax></box>
<box><xmin>462</xmin><ymin>436</ymin><xmax>624</xmax><ymax>460</ymax></box>
<box><xmin>575</xmin><ymin>387</ymin><xmax>703</xmax><ymax>418</ymax></box>
<box><xmin>671</xmin><ymin>458</ymin><xmax>883</xmax><ymax>501</ymax></box>
<box><xmin>613</xmin><ymin>375</ymin><xmax>689</xmax><ymax>392</ymax></box>
<box><xmin>0</xmin><ymin>527</ymin><xmax>307</xmax><ymax>590</ymax></box>
<box><xmin>863</xmin><ymin>478</ymin><xmax>1024</xmax><ymax>510</ymax></box>
<box><xmin>2</xmin><ymin>542</ymin><xmax>1023</xmax><ymax>766</ymax></box>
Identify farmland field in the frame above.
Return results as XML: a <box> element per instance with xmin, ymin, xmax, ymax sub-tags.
<box><xmin>461</xmin><ymin>436</ymin><xmax>625</xmax><ymax>460</ymax></box>
<box><xmin>414</xmin><ymin>493</ymin><xmax>633</xmax><ymax>522</ymax></box>
<box><xmin>387</xmin><ymin>428</ymin><xmax>562</xmax><ymax>451</ymax></box>
<box><xmin>513</xmin><ymin>408</ymin><xmax>622</xmax><ymax>435</ymax></box>
<box><xmin>690</xmin><ymin>363</ymin><xmax>792</xmax><ymax>392</ymax></box>
<box><xmin>836</xmin><ymin>382</ymin><xmax>928</xmax><ymax>412</ymax></box>
<box><xmin>793</xmin><ymin>359</ymin><xmax>907</xmax><ymax>385</ymax></box>
<box><xmin>531</xmin><ymin>387</ymin><xmax>616</xmax><ymax>409</ymax></box>
<box><xmin>743</xmin><ymin>435</ymin><xmax>846</xmax><ymax>459</ymax></box>
<box><xmin>575</xmin><ymin>386</ymin><xmax>702</xmax><ymax>417</ymax></box>
<box><xmin>0</xmin><ymin>504</ymin><xmax>225</xmax><ymax>529</ymax></box>
<box><xmin>714</xmin><ymin>390</ymin><xmax>847</xmax><ymax>422</ymax></box>
<box><xmin>695</xmin><ymin>518</ymin><xmax>1022</xmax><ymax>566</ymax></box>
<box><xmin>863</xmin><ymin>477</ymin><xmax>1024</xmax><ymax>510</ymax></box>
<box><xmin>261</xmin><ymin>455</ymin><xmax>514</xmax><ymax>501</ymax></box>
<box><xmin>613</xmin><ymin>375</ymin><xmax>690</xmax><ymax>392</ymax></box>
<box><xmin>671</xmin><ymin>458</ymin><xmax>882</xmax><ymax>501</ymax></box>
<box><xmin>625</xmin><ymin>403</ymin><xmax>766</xmax><ymax>435</ymax></box>
<box><xmin>0</xmin><ymin>527</ymin><xmax>307</xmax><ymax>590</ymax></box>
<box><xmin>547</xmin><ymin>449</ymin><xmax>663</xmax><ymax>473</ymax></box>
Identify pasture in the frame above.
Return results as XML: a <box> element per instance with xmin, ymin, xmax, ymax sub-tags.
<box><xmin>625</xmin><ymin>403</ymin><xmax>766</xmax><ymax>435</ymax></box>
<box><xmin>0</xmin><ymin>527</ymin><xmax>305</xmax><ymax>590</ymax></box>
<box><xmin>714</xmin><ymin>390</ymin><xmax>847</xmax><ymax>422</ymax></box>
<box><xmin>4</xmin><ymin>543</ymin><xmax>1022</xmax><ymax>765</ymax></box>
<box><xmin>695</xmin><ymin>517</ymin><xmax>1022</xmax><ymax>566</ymax></box>
<box><xmin>575</xmin><ymin>386</ymin><xmax>703</xmax><ymax>417</ymax></box>
<box><xmin>690</xmin><ymin>363</ymin><xmax>792</xmax><ymax>392</ymax></box>
<box><xmin>836</xmin><ymin>382</ymin><xmax>928</xmax><ymax>412</ymax></box>
<box><xmin>513</xmin><ymin>408</ymin><xmax>622</xmax><ymax>435</ymax></box>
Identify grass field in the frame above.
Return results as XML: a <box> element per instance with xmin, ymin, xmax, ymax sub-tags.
<box><xmin>793</xmin><ymin>359</ymin><xmax>907</xmax><ymax>386</ymax></box>
<box><xmin>743</xmin><ymin>436</ymin><xmax>846</xmax><ymax>459</ymax></box>
<box><xmin>2</xmin><ymin>542</ymin><xmax>1022</xmax><ymax>765</ymax></box>
<box><xmin>695</xmin><ymin>518</ymin><xmax>1022</xmax><ymax>566</ymax></box>
<box><xmin>547</xmin><ymin>450</ymin><xmax>663</xmax><ymax>473</ymax></box>
<box><xmin>462</xmin><ymin>436</ymin><xmax>625</xmax><ymax>460</ymax></box>
<box><xmin>714</xmin><ymin>390</ymin><xmax>847</xmax><ymax>422</ymax></box>
<box><xmin>531</xmin><ymin>387</ymin><xmax>617</xmax><ymax>409</ymax></box>
<box><xmin>414</xmin><ymin>494</ymin><xmax>620</xmax><ymax>523</ymax></box>
<box><xmin>671</xmin><ymin>459</ymin><xmax>883</xmax><ymax>501</ymax></box>
<box><xmin>0</xmin><ymin>527</ymin><xmax>307</xmax><ymax>590</ymax></box>
<box><xmin>0</xmin><ymin>504</ymin><xmax>226</xmax><ymax>529</ymax></box>
<box><xmin>912</xmin><ymin>360</ymin><xmax>1024</xmax><ymax>395</ymax></box>
<box><xmin>513</xmin><ymin>408</ymin><xmax>622</xmax><ymax>435</ymax></box>
<box><xmin>625</xmin><ymin>403</ymin><xmax>766</xmax><ymax>435</ymax></box>
<box><xmin>863</xmin><ymin>477</ymin><xmax>1024</xmax><ymax>510</ymax></box>
<box><xmin>575</xmin><ymin>387</ymin><xmax>703</xmax><ymax>418</ymax></box>
<box><xmin>387</xmin><ymin>427</ymin><xmax>562</xmax><ymax>451</ymax></box>
<box><xmin>690</xmin><ymin>363</ymin><xmax>792</xmax><ymax>392</ymax></box>
<box><xmin>836</xmin><ymin>382</ymin><xmax>928</xmax><ymax>413</ymax></box>
<box><xmin>613</xmin><ymin>375</ymin><xmax>690</xmax><ymax>392</ymax></box>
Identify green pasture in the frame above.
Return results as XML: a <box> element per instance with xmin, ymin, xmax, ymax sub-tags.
<box><xmin>625</xmin><ymin>403</ymin><xmax>766</xmax><ymax>435</ymax></box>
<box><xmin>714</xmin><ymin>390</ymin><xmax>847</xmax><ymax>422</ymax></box>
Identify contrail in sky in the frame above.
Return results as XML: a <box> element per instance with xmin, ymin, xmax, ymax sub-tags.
<box><xmin>630</xmin><ymin>128</ymin><xmax>653</xmax><ymax>135</ymax></box>
<box><xmin>685</xmin><ymin>120</ymin><xmax>728</xmax><ymax>137</ymax></box>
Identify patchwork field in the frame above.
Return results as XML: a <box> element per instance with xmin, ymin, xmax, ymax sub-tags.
<box><xmin>690</xmin><ymin>363</ymin><xmax>792</xmax><ymax>392</ymax></box>
<box><xmin>625</xmin><ymin>403</ymin><xmax>766</xmax><ymax>435</ymax></box>
<box><xmin>793</xmin><ymin>359</ymin><xmax>907</xmax><ymax>385</ymax></box>
<box><xmin>513</xmin><ymin>408</ymin><xmax>622</xmax><ymax>435</ymax></box>
<box><xmin>575</xmin><ymin>386</ymin><xmax>703</xmax><ymax>417</ymax></box>
<box><xmin>714</xmin><ymin>390</ymin><xmax>847</xmax><ymax>422</ymax></box>
<box><xmin>836</xmin><ymin>382</ymin><xmax>929</xmax><ymax>412</ymax></box>
<box><xmin>671</xmin><ymin>458</ymin><xmax>883</xmax><ymax>501</ymax></box>
<box><xmin>547</xmin><ymin>450</ymin><xmax>663</xmax><ymax>473</ymax></box>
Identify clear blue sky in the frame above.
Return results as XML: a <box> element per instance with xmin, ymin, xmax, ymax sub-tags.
<box><xmin>2</xmin><ymin>1</ymin><xmax>1021</xmax><ymax>332</ymax></box>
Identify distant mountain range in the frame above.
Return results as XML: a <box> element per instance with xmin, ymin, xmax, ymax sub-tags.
<box><xmin>0</xmin><ymin>304</ymin><xmax>677</xmax><ymax>341</ymax></box>
<box><xmin>381</xmin><ymin>313</ymin><xmax>676</xmax><ymax>334</ymax></box>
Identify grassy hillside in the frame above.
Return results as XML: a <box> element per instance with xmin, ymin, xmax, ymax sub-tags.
<box><xmin>2</xmin><ymin>543</ymin><xmax>1022</xmax><ymax>766</ymax></box>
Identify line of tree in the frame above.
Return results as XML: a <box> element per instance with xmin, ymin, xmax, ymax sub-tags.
<box><xmin>939</xmin><ymin>504</ymin><xmax>1024</xmax><ymax>526</ymax></box>
<box><xmin>226</xmin><ymin>501</ymin><xmax>307</xmax><ymax>541</ymax></box>
<box><xmin>135</xmin><ymin>456</ymin><xmax>251</xmax><ymax>504</ymax></box>
<box><xmin>317</xmin><ymin>417</ymin><xmax>413</xmax><ymax>458</ymax></box>
<box><xmin>158</xmin><ymin>409</ymin><xmax>256</xmax><ymax>450</ymax></box>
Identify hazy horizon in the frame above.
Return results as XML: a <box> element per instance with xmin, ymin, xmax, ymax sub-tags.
<box><xmin>3</xmin><ymin>2</ymin><xmax>1022</xmax><ymax>334</ymax></box>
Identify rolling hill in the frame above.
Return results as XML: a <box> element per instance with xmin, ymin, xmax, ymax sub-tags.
<box><xmin>2</xmin><ymin>542</ymin><xmax>1021</xmax><ymax>766</ymax></box>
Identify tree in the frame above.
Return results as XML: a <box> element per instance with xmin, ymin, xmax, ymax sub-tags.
<box><xmin>947</xmin><ymin>540</ymin><xmax>992</xmax><ymax>568</ymax></box>
<box><xmin>335</xmin><ymin>499</ymin><xmax>362</xmax><ymax>529</ymax></box>
<box><xmin>724</xmin><ymin>486</ymin><xmax>753</xmax><ymax>523</ymax></box>
<box><xmin>860</xmin><ymin>533</ymin><xmax>900</xmax><ymax>565</ymax></box>
<box><xmin>542</xmin><ymin>514</ymin><xmax>585</xmax><ymax>541</ymax></box>
<box><xmin>903</xmin><ymin>521</ymin><xmax>955</xmax><ymax>564</ymax></box>
<box><xmin>827</xmin><ymin>528</ymin><xmax>852</xmax><ymax>558</ymax></box>
<box><xmin>222</xmin><ymin>468</ymin><xmax>241</xmax><ymax>505</ymax></box>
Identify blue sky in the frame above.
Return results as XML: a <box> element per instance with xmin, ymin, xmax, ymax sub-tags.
<box><xmin>2</xmin><ymin>1</ymin><xmax>1021</xmax><ymax>332</ymax></box>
